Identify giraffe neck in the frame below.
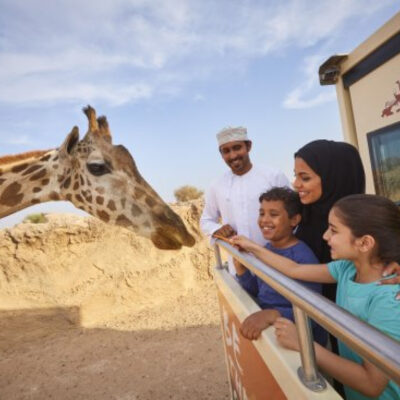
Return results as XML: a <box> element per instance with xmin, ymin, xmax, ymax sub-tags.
<box><xmin>0</xmin><ymin>149</ymin><xmax>61</xmax><ymax>218</ymax></box>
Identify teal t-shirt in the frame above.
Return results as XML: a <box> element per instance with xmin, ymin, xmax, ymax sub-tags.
<box><xmin>328</xmin><ymin>260</ymin><xmax>400</xmax><ymax>400</ymax></box>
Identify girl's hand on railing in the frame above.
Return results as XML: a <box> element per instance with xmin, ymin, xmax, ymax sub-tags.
<box><xmin>230</xmin><ymin>235</ymin><xmax>258</xmax><ymax>252</ymax></box>
<box><xmin>380</xmin><ymin>262</ymin><xmax>400</xmax><ymax>300</ymax></box>
<box><xmin>274</xmin><ymin>318</ymin><xmax>300</xmax><ymax>352</ymax></box>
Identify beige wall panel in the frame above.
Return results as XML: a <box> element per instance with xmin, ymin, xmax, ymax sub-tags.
<box><xmin>348</xmin><ymin>54</ymin><xmax>400</xmax><ymax>193</ymax></box>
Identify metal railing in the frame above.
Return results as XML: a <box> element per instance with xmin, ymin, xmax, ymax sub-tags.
<box><xmin>214</xmin><ymin>240</ymin><xmax>400</xmax><ymax>390</ymax></box>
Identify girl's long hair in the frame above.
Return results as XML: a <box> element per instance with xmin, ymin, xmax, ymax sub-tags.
<box><xmin>333</xmin><ymin>194</ymin><xmax>400</xmax><ymax>264</ymax></box>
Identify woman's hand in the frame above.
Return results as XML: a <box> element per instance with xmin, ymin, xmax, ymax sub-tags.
<box><xmin>230</xmin><ymin>235</ymin><xmax>259</xmax><ymax>252</ymax></box>
<box><xmin>380</xmin><ymin>262</ymin><xmax>400</xmax><ymax>300</ymax></box>
<box><xmin>381</xmin><ymin>262</ymin><xmax>400</xmax><ymax>284</ymax></box>
<box><xmin>274</xmin><ymin>318</ymin><xmax>300</xmax><ymax>352</ymax></box>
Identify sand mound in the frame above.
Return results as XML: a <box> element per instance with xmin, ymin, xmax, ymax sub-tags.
<box><xmin>0</xmin><ymin>200</ymin><xmax>229</xmax><ymax>399</ymax></box>
<box><xmin>0</xmin><ymin>199</ymin><xmax>216</xmax><ymax>326</ymax></box>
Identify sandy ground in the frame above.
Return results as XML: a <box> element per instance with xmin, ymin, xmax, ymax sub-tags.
<box><xmin>0</xmin><ymin>204</ymin><xmax>230</xmax><ymax>399</ymax></box>
<box><xmin>0</xmin><ymin>293</ymin><xmax>229</xmax><ymax>400</ymax></box>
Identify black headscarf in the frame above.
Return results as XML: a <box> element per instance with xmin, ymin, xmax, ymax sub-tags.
<box><xmin>294</xmin><ymin>139</ymin><xmax>365</xmax><ymax>266</ymax></box>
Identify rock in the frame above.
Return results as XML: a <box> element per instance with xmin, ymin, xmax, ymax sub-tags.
<box><xmin>0</xmin><ymin>200</ymin><xmax>219</xmax><ymax>328</ymax></box>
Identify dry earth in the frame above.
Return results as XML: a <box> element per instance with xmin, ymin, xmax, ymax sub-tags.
<box><xmin>0</xmin><ymin>200</ymin><xmax>230</xmax><ymax>400</ymax></box>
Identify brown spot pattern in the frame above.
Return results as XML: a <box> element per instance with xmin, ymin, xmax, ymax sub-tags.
<box><xmin>0</xmin><ymin>182</ymin><xmax>24</xmax><ymax>206</ymax></box>
<box><xmin>75</xmin><ymin>194</ymin><xmax>84</xmax><ymax>203</ymax></box>
<box><xmin>145</xmin><ymin>196</ymin><xmax>156</xmax><ymax>208</ymax></box>
<box><xmin>29</xmin><ymin>169</ymin><xmax>47</xmax><ymax>181</ymax></box>
<box><xmin>134</xmin><ymin>187</ymin><xmax>145</xmax><ymax>199</ymax></box>
<box><xmin>63</xmin><ymin>177</ymin><xmax>71</xmax><ymax>189</ymax></box>
<box><xmin>22</xmin><ymin>164</ymin><xmax>42</xmax><ymax>176</ymax></box>
<box><xmin>40</xmin><ymin>154</ymin><xmax>51</xmax><ymax>162</ymax></box>
<box><xmin>131</xmin><ymin>204</ymin><xmax>142</xmax><ymax>217</ymax></box>
<box><xmin>97</xmin><ymin>210</ymin><xmax>110</xmax><ymax>222</ymax></box>
<box><xmin>116</xmin><ymin>214</ymin><xmax>136</xmax><ymax>228</ymax></box>
<box><xmin>96</xmin><ymin>196</ymin><xmax>104</xmax><ymax>205</ymax></box>
<box><xmin>31</xmin><ymin>199</ymin><xmax>40</xmax><ymax>204</ymax></box>
<box><xmin>73</xmin><ymin>181</ymin><xmax>79</xmax><ymax>191</ymax></box>
<box><xmin>121</xmin><ymin>198</ymin><xmax>126</xmax><ymax>208</ymax></box>
<box><xmin>95</xmin><ymin>187</ymin><xmax>105</xmax><ymax>194</ymax></box>
<box><xmin>41</xmin><ymin>179</ymin><xmax>50</xmax><ymax>186</ymax></box>
<box><xmin>82</xmin><ymin>190</ymin><xmax>92</xmax><ymax>203</ymax></box>
<box><xmin>49</xmin><ymin>191</ymin><xmax>60</xmax><ymax>201</ymax></box>
<box><xmin>11</xmin><ymin>163</ymin><xmax>29</xmax><ymax>173</ymax></box>
<box><xmin>33</xmin><ymin>187</ymin><xmax>42</xmax><ymax>193</ymax></box>
<box><xmin>107</xmin><ymin>200</ymin><xmax>116</xmax><ymax>211</ymax></box>
<box><xmin>0</xmin><ymin>178</ymin><xmax>5</xmax><ymax>185</ymax></box>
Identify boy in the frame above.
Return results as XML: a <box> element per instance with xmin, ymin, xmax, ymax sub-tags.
<box><xmin>233</xmin><ymin>186</ymin><xmax>327</xmax><ymax>345</ymax></box>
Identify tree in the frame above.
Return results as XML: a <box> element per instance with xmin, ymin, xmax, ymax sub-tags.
<box><xmin>174</xmin><ymin>185</ymin><xmax>203</xmax><ymax>202</ymax></box>
<box><xmin>23</xmin><ymin>213</ymin><xmax>48</xmax><ymax>224</ymax></box>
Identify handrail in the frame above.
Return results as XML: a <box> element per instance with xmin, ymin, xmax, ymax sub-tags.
<box><xmin>214</xmin><ymin>239</ymin><xmax>400</xmax><ymax>386</ymax></box>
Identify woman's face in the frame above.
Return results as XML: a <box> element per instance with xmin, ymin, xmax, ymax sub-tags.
<box><xmin>293</xmin><ymin>157</ymin><xmax>322</xmax><ymax>204</ymax></box>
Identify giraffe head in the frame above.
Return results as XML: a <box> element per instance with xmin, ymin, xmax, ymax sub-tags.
<box><xmin>56</xmin><ymin>106</ymin><xmax>195</xmax><ymax>249</ymax></box>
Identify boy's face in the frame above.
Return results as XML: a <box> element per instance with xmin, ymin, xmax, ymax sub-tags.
<box><xmin>258</xmin><ymin>200</ymin><xmax>299</xmax><ymax>244</ymax></box>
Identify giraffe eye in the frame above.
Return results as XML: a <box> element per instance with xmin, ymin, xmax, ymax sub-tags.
<box><xmin>87</xmin><ymin>162</ymin><xmax>111</xmax><ymax>176</ymax></box>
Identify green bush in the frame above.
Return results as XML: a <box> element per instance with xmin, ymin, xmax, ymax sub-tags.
<box><xmin>174</xmin><ymin>185</ymin><xmax>203</xmax><ymax>202</ymax></box>
<box><xmin>24</xmin><ymin>213</ymin><xmax>48</xmax><ymax>224</ymax></box>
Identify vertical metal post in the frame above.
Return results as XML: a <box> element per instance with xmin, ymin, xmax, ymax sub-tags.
<box><xmin>214</xmin><ymin>244</ymin><xmax>224</xmax><ymax>270</ymax></box>
<box><xmin>293</xmin><ymin>306</ymin><xmax>327</xmax><ymax>392</ymax></box>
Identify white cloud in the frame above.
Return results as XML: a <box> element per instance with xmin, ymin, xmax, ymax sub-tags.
<box><xmin>0</xmin><ymin>0</ymin><xmax>396</xmax><ymax>106</ymax></box>
<box><xmin>282</xmin><ymin>55</ymin><xmax>337</xmax><ymax>109</ymax></box>
<box><xmin>283</xmin><ymin>87</ymin><xmax>336</xmax><ymax>109</ymax></box>
<box><xmin>193</xmin><ymin>94</ymin><xmax>205</xmax><ymax>102</ymax></box>
<box><xmin>0</xmin><ymin>134</ymin><xmax>33</xmax><ymax>146</ymax></box>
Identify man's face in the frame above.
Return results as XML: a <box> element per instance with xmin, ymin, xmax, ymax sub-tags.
<box><xmin>219</xmin><ymin>141</ymin><xmax>252</xmax><ymax>175</ymax></box>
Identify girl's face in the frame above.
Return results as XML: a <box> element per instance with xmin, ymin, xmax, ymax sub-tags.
<box><xmin>293</xmin><ymin>157</ymin><xmax>322</xmax><ymax>204</ymax></box>
<box><xmin>323</xmin><ymin>207</ymin><xmax>357</xmax><ymax>260</ymax></box>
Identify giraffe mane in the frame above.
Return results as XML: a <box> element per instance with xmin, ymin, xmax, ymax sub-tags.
<box><xmin>0</xmin><ymin>149</ymin><xmax>54</xmax><ymax>166</ymax></box>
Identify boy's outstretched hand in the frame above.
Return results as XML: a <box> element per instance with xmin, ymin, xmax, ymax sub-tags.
<box><xmin>240</xmin><ymin>309</ymin><xmax>280</xmax><ymax>340</ymax></box>
<box><xmin>274</xmin><ymin>318</ymin><xmax>300</xmax><ymax>352</ymax></box>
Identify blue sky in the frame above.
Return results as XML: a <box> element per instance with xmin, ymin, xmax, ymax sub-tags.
<box><xmin>0</xmin><ymin>0</ymin><xmax>399</xmax><ymax>228</ymax></box>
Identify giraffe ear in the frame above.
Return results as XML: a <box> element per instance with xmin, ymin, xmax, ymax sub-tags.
<box><xmin>97</xmin><ymin>115</ymin><xmax>112</xmax><ymax>143</ymax></box>
<box><xmin>60</xmin><ymin>126</ymin><xmax>80</xmax><ymax>156</ymax></box>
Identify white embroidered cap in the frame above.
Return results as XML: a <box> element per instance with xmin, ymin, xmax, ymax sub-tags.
<box><xmin>216</xmin><ymin>126</ymin><xmax>248</xmax><ymax>146</ymax></box>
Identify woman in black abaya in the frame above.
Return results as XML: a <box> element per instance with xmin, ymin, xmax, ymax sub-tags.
<box><xmin>293</xmin><ymin>139</ymin><xmax>366</xmax><ymax>302</ymax></box>
<box><xmin>293</xmin><ymin>140</ymin><xmax>365</xmax><ymax>396</ymax></box>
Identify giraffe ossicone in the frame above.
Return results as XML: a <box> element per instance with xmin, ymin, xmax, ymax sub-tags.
<box><xmin>0</xmin><ymin>106</ymin><xmax>195</xmax><ymax>250</ymax></box>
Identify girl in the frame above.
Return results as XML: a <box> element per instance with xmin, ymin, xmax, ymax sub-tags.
<box><xmin>231</xmin><ymin>194</ymin><xmax>400</xmax><ymax>400</ymax></box>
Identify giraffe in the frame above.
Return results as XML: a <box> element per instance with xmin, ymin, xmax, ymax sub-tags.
<box><xmin>0</xmin><ymin>106</ymin><xmax>195</xmax><ymax>250</ymax></box>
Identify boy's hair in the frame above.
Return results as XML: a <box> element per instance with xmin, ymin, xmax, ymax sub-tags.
<box><xmin>333</xmin><ymin>194</ymin><xmax>400</xmax><ymax>263</ymax></box>
<box><xmin>259</xmin><ymin>187</ymin><xmax>302</xmax><ymax>218</ymax></box>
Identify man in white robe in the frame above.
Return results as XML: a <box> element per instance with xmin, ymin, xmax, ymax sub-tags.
<box><xmin>200</xmin><ymin>126</ymin><xmax>289</xmax><ymax>275</ymax></box>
